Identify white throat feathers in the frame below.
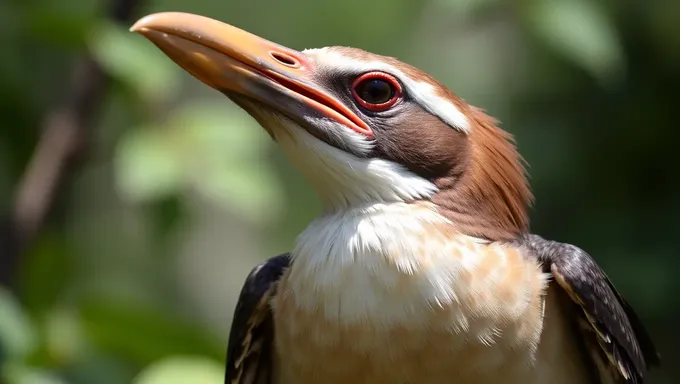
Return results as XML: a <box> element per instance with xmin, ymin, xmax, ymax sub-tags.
<box><xmin>275</xmin><ymin>117</ymin><xmax>439</xmax><ymax>211</ymax></box>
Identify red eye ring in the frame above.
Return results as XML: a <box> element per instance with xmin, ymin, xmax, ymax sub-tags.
<box><xmin>351</xmin><ymin>72</ymin><xmax>402</xmax><ymax>111</ymax></box>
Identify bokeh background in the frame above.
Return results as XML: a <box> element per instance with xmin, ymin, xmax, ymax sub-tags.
<box><xmin>0</xmin><ymin>0</ymin><xmax>678</xmax><ymax>382</ymax></box>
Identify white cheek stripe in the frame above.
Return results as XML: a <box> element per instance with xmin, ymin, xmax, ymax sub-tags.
<box><xmin>277</xmin><ymin>120</ymin><xmax>439</xmax><ymax>211</ymax></box>
<box><xmin>303</xmin><ymin>48</ymin><xmax>470</xmax><ymax>133</ymax></box>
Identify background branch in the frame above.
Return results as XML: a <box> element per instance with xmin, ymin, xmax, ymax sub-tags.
<box><xmin>0</xmin><ymin>0</ymin><xmax>141</xmax><ymax>288</ymax></box>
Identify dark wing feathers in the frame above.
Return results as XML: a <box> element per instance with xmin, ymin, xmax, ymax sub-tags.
<box><xmin>521</xmin><ymin>234</ymin><xmax>659</xmax><ymax>383</ymax></box>
<box><xmin>225</xmin><ymin>253</ymin><xmax>290</xmax><ymax>384</ymax></box>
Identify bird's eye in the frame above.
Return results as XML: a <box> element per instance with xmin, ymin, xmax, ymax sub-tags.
<box><xmin>351</xmin><ymin>72</ymin><xmax>402</xmax><ymax>111</ymax></box>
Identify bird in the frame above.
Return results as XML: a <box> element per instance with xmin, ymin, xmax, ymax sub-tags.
<box><xmin>131</xmin><ymin>12</ymin><xmax>660</xmax><ymax>384</ymax></box>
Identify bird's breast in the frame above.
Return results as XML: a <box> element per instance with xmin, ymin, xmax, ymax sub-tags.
<box><xmin>269</xmin><ymin>203</ymin><xmax>584</xmax><ymax>383</ymax></box>
<box><xmin>278</xmin><ymin>203</ymin><xmax>547</xmax><ymax>330</ymax></box>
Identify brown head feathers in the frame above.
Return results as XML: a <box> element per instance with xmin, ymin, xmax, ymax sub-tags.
<box><xmin>329</xmin><ymin>46</ymin><xmax>534</xmax><ymax>241</ymax></box>
<box><xmin>431</xmin><ymin>105</ymin><xmax>533</xmax><ymax>242</ymax></box>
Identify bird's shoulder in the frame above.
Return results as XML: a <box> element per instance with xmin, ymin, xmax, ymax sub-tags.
<box><xmin>517</xmin><ymin>233</ymin><xmax>659</xmax><ymax>383</ymax></box>
<box><xmin>225</xmin><ymin>253</ymin><xmax>291</xmax><ymax>384</ymax></box>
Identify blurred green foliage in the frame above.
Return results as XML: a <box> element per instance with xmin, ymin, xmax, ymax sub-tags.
<box><xmin>1</xmin><ymin>0</ymin><xmax>678</xmax><ymax>383</ymax></box>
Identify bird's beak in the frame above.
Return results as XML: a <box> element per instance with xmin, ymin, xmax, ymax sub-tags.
<box><xmin>130</xmin><ymin>12</ymin><xmax>372</xmax><ymax>136</ymax></box>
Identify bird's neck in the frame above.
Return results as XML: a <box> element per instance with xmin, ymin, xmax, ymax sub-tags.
<box><xmin>274</xmin><ymin>115</ymin><xmax>532</xmax><ymax>240</ymax></box>
<box><xmin>292</xmin><ymin>202</ymin><xmax>451</xmax><ymax>264</ymax></box>
<box><xmin>287</xmin><ymin>201</ymin><xmax>488</xmax><ymax>325</ymax></box>
<box><xmin>428</xmin><ymin>106</ymin><xmax>534</xmax><ymax>242</ymax></box>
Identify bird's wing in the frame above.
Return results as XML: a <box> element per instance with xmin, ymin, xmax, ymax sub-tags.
<box><xmin>520</xmin><ymin>234</ymin><xmax>659</xmax><ymax>383</ymax></box>
<box><xmin>225</xmin><ymin>253</ymin><xmax>291</xmax><ymax>384</ymax></box>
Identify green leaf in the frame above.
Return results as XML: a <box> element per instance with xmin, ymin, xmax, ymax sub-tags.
<box><xmin>44</xmin><ymin>307</ymin><xmax>86</xmax><ymax>366</ymax></box>
<box><xmin>525</xmin><ymin>0</ymin><xmax>624</xmax><ymax>83</ymax></box>
<box><xmin>115</xmin><ymin>125</ymin><xmax>186</xmax><ymax>202</ymax></box>
<box><xmin>170</xmin><ymin>103</ymin><xmax>271</xmax><ymax>160</ymax></box>
<box><xmin>433</xmin><ymin>0</ymin><xmax>500</xmax><ymax>21</ymax></box>
<box><xmin>134</xmin><ymin>356</ymin><xmax>223</xmax><ymax>384</ymax></box>
<box><xmin>79</xmin><ymin>298</ymin><xmax>224</xmax><ymax>366</ymax></box>
<box><xmin>23</xmin><ymin>9</ymin><xmax>93</xmax><ymax>49</ymax></box>
<box><xmin>171</xmin><ymin>103</ymin><xmax>283</xmax><ymax>221</ymax></box>
<box><xmin>198</xmin><ymin>161</ymin><xmax>283</xmax><ymax>222</ymax></box>
<box><xmin>114</xmin><ymin>102</ymin><xmax>283</xmax><ymax>222</ymax></box>
<box><xmin>3</xmin><ymin>362</ymin><xmax>66</xmax><ymax>384</ymax></box>
<box><xmin>59</xmin><ymin>352</ymin><xmax>136</xmax><ymax>384</ymax></box>
<box><xmin>89</xmin><ymin>21</ymin><xmax>180</xmax><ymax>103</ymax></box>
<box><xmin>0</xmin><ymin>288</ymin><xmax>37</xmax><ymax>361</ymax></box>
<box><xmin>19</xmin><ymin>234</ymin><xmax>74</xmax><ymax>316</ymax></box>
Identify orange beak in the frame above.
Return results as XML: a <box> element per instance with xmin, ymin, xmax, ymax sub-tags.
<box><xmin>130</xmin><ymin>12</ymin><xmax>371</xmax><ymax>136</ymax></box>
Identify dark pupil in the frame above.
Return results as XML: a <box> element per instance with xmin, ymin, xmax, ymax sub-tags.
<box><xmin>357</xmin><ymin>79</ymin><xmax>394</xmax><ymax>105</ymax></box>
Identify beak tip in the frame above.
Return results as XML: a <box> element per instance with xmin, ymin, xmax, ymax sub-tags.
<box><xmin>130</xmin><ymin>12</ymin><xmax>189</xmax><ymax>34</ymax></box>
<box><xmin>130</xmin><ymin>14</ymin><xmax>159</xmax><ymax>34</ymax></box>
<box><xmin>129</xmin><ymin>26</ymin><xmax>150</xmax><ymax>36</ymax></box>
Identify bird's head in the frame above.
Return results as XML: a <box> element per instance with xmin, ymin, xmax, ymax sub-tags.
<box><xmin>131</xmin><ymin>12</ymin><xmax>533</xmax><ymax>241</ymax></box>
